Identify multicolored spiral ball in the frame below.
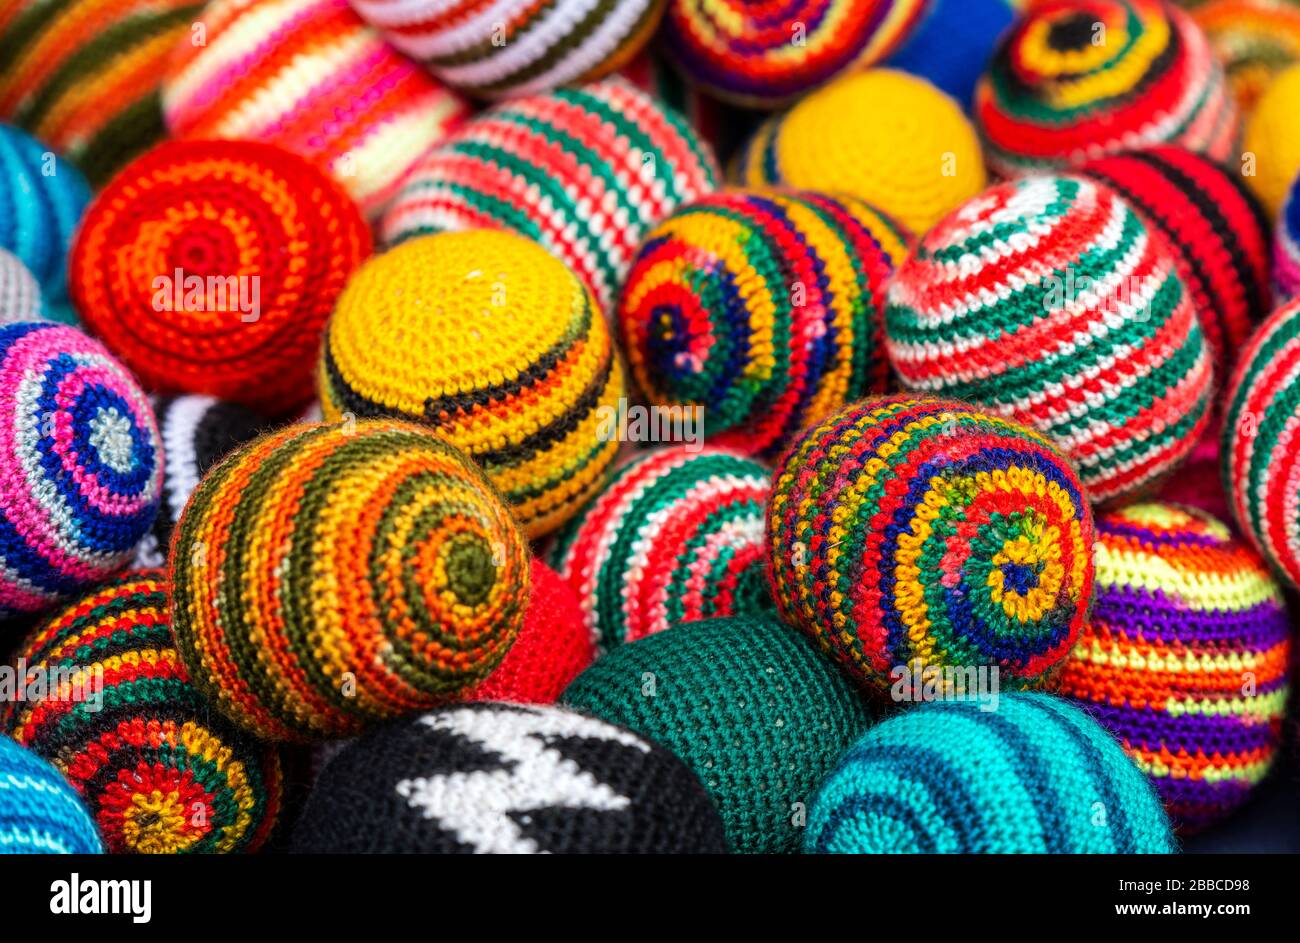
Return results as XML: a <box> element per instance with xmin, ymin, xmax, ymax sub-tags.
<box><xmin>161</xmin><ymin>0</ymin><xmax>470</xmax><ymax>218</ymax></box>
<box><xmin>806</xmin><ymin>694</ymin><xmax>1176</xmax><ymax>853</ymax></box>
<box><xmin>732</xmin><ymin>69</ymin><xmax>986</xmax><ymax>236</ymax></box>
<box><xmin>0</xmin><ymin>735</ymin><xmax>102</xmax><ymax>854</ymax></box>
<box><xmin>319</xmin><ymin>230</ymin><xmax>624</xmax><ymax>538</ymax></box>
<box><xmin>68</xmin><ymin>140</ymin><xmax>372</xmax><ymax>414</ymax></box>
<box><xmin>169</xmin><ymin>419</ymin><xmax>530</xmax><ymax>741</ymax></box>
<box><xmin>3</xmin><ymin>572</ymin><xmax>285</xmax><ymax>854</ymax></box>
<box><xmin>549</xmin><ymin>446</ymin><xmax>771</xmax><ymax>650</ymax></box>
<box><xmin>1222</xmin><ymin>296</ymin><xmax>1300</xmax><ymax>589</ymax></box>
<box><xmin>885</xmin><ymin>174</ymin><xmax>1214</xmax><ymax>504</ymax></box>
<box><xmin>617</xmin><ymin>190</ymin><xmax>909</xmax><ymax>461</ymax></box>
<box><xmin>0</xmin><ymin>0</ymin><xmax>203</xmax><ymax>185</ymax></box>
<box><xmin>0</xmin><ymin>125</ymin><xmax>90</xmax><ymax>323</ymax></box>
<box><xmin>1079</xmin><ymin>146</ymin><xmax>1272</xmax><ymax>384</ymax></box>
<box><xmin>661</xmin><ymin>0</ymin><xmax>928</xmax><ymax>108</ymax></box>
<box><xmin>1056</xmin><ymin>502</ymin><xmax>1291</xmax><ymax>833</ymax></box>
<box><xmin>0</xmin><ymin>323</ymin><xmax>162</xmax><ymax>620</ymax></box>
<box><xmin>975</xmin><ymin>0</ymin><xmax>1239</xmax><ymax>176</ymax></box>
<box><xmin>1276</xmin><ymin>175</ymin><xmax>1300</xmax><ymax>300</ymax></box>
<box><xmin>380</xmin><ymin>79</ymin><xmax>720</xmax><ymax>311</ymax></box>
<box><xmin>767</xmin><ymin>396</ymin><xmax>1096</xmax><ymax>693</ymax></box>
<box><xmin>1188</xmin><ymin>0</ymin><xmax>1300</xmax><ymax>117</ymax></box>
<box><xmin>350</xmin><ymin>0</ymin><xmax>666</xmax><ymax>99</ymax></box>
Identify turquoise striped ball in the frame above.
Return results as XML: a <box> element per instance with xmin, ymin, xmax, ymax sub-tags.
<box><xmin>0</xmin><ymin>735</ymin><xmax>103</xmax><ymax>854</ymax></box>
<box><xmin>806</xmin><ymin>693</ymin><xmax>1175</xmax><ymax>853</ymax></box>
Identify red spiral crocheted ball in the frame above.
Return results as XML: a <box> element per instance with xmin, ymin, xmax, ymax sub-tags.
<box><xmin>466</xmin><ymin>559</ymin><xmax>594</xmax><ymax>705</ymax></box>
<box><xmin>69</xmin><ymin>140</ymin><xmax>371</xmax><ymax>413</ymax></box>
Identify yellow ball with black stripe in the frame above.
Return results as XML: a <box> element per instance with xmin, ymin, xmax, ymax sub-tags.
<box><xmin>320</xmin><ymin>230</ymin><xmax>625</xmax><ymax>537</ymax></box>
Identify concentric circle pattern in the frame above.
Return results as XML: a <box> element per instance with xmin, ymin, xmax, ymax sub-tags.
<box><xmin>661</xmin><ymin>0</ymin><xmax>928</xmax><ymax>107</ymax></box>
<box><xmin>69</xmin><ymin>140</ymin><xmax>371</xmax><ymax>414</ymax></box>
<box><xmin>975</xmin><ymin>0</ymin><xmax>1239</xmax><ymax>175</ymax></box>
<box><xmin>0</xmin><ymin>322</ymin><xmax>162</xmax><ymax>619</ymax></box>
<box><xmin>885</xmin><ymin>174</ymin><xmax>1214</xmax><ymax>504</ymax></box>
<box><xmin>319</xmin><ymin>230</ymin><xmax>624</xmax><ymax>538</ymax></box>
<box><xmin>380</xmin><ymin>78</ymin><xmax>720</xmax><ymax>311</ymax></box>
<box><xmin>169</xmin><ymin>419</ymin><xmax>530</xmax><ymax>741</ymax></box>
<box><xmin>3</xmin><ymin>571</ymin><xmax>285</xmax><ymax>854</ymax></box>
<box><xmin>767</xmin><ymin>395</ymin><xmax>1095</xmax><ymax>693</ymax></box>
<box><xmin>617</xmin><ymin>189</ymin><xmax>909</xmax><ymax>461</ymax></box>
<box><xmin>1222</xmin><ymin>296</ymin><xmax>1300</xmax><ymax>589</ymax></box>
<box><xmin>1056</xmin><ymin>502</ymin><xmax>1292</xmax><ymax>833</ymax></box>
<box><xmin>549</xmin><ymin>446</ymin><xmax>772</xmax><ymax>650</ymax></box>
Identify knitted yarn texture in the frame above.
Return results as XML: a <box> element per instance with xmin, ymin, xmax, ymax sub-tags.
<box><xmin>0</xmin><ymin>735</ymin><xmax>103</xmax><ymax>854</ymax></box>
<box><xmin>0</xmin><ymin>249</ymin><xmax>42</xmax><ymax>323</ymax></box>
<box><xmin>1188</xmin><ymin>0</ymin><xmax>1300</xmax><ymax>116</ymax></box>
<box><xmin>168</xmin><ymin>419</ymin><xmax>530</xmax><ymax>741</ymax></box>
<box><xmin>1277</xmin><ymin>175</ymin><xmax>1300</xmax><ymax>300</ymax></box>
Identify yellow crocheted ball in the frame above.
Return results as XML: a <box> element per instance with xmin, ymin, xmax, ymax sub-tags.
<box><xmin>1243</xmin><ymin>62</ymin><xmax>1300</xmax><ymax>219</ymax></box>
<box><xmin>319</xmin><ymin>230</ymin><xmax>625</xmax><ymax>537</ymax></box>
<box><xmin>733</xmin><ymin>69</ymin><xmax>987</xmax><ymax>235</ymax></box>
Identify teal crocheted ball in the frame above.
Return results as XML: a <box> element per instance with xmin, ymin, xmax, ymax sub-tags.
<box><xmin>0</xmin><ymin>735</ymin><xmax>103</xmax><ymax>854</ymax></box>
<box><xmin>805</xmin><ymin>693</ymin><xmax>1176</xmax><ymax>854</ymax></box>
<box><xmin>561</xmin><ymin>616</ymin><xmax>874</xmax><ymax>854</ymax></box>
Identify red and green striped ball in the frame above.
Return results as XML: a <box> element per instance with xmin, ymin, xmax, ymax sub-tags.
<box><xmin>885</xmin><ymin>173</ymin><xmax>1214</xmax><ymax>505</ymax></box>
<box><xmin>767</xmin><ymin>395</ymin><xmax>1096</xmax><ymax>693</ymax></box>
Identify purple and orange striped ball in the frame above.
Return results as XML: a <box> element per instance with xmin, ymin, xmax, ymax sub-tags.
<box><xmin>1057</xmin><ymin>502</ymin><xmax>1291</xmax><ymax>833</ymax></box>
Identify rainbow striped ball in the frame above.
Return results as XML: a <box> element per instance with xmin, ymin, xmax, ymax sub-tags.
<box><xmin>1277</xmin><ymin>176</ymin><xmax>1300</xmax><ymax>301</ymax></box>
<box><xmin>3</xmin><ymin>572</ymin><xmax>285</xmax><ymax>854</ymax></box>
<box><xmin>1057</xmin><ymin>502</ymin><xmax>1291</xmax><ymax>833</ymax></box>
<box><xmin>0</xmin><ymin>736</ymin><xmax>102</xmax><ymax>854</ymax></box>
<box><xmin>549</xmin><ymin>446</ymin><xmax>771</xmax><ymax>650</ymax></box>
<box><xmin>161</xmin><ymin>0</ymin><xmax>470</xmax><ymax>218</ymax></box>
<box><xmin>1222</xmin><ymin>296</ymin><xmax>1300</xmax><ymax>589</ymax></box>
<box><xmin>0</xmin><ymin>125</ymin><xmax>89</xmax><ymax>323</ymax></box>
<box><xmin>617</xmin><ymin>190</ymin><xmax>910</xmax><ymax>461</ymax></box>
<box><xmin>975</xmin><ymin>0</ymin><xmax>1239</xmax><ymax>176</ymax></box>
<box><xmin>0</xmin><ymin>323</ymin><xmax>162</xmax><ymax>619</ymax></box>
<box><xmin>169</xmin><ymin>419</ymin><xmax>529</xmax><ymax>742</ymax></box>
<box><xmin>380</xmin><ymin>79</ymin><xmax>720</xmax><ymax>311</ymax></box>
<box><xmin>885</xmin><ymin>174</ymin><xmax>1214</xmax><ymax>504</ymax></box>
<box><xmin>662</xmin><ymin>0</ymin><xmax>927</xmax><ymax>108</ymax></box>
<box><xmin>767</xmin><ymin>396</ymin><xmax>1095</xmax><ymax>693</ymax></box>
<box><xmin>807</xmin><ymin>694</ymin><xmax>1175</xmax><ymax>853</ymax></box>
<box><xmin>351</xmin><ymin>0</ymin><xmax>666</xmax><ymax>99</ymax></box>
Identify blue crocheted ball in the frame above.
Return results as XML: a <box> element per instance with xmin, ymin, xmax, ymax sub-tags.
<box><xmin>886</xmin><ymin>0</ymin><xmax>1016</xmax><ymax>110</ymax></box>
<box><xmin>806</xmin><ymin>693</ymin><xmax>1176</xmax><ymax>853</ymax></box>
<box><xmin>0</xmin><ymin>735</ymin><xmax>103</xmax><ymax>854</ymax></box>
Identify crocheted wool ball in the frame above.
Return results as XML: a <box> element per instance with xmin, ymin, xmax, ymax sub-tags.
<box><xmin>169</xmin><ymin>419</ymin><xmax>530</xmax><ymax>741</ymax></box>
<box><xmin>617</xmin><ymin>50</ymin><xmax>726</xmax><ymax>157</ymax></box>
<box><xmin>161</xmin><ymin>0</ymin><xmax>470</xmax><ymax>218</ymax></box>
<box><xmin>1276</xmin><ymin>175</ymin><xmax>1300</xmax><ymax>300</ymax></box>
<box><xmin>768</xmin><ymin>395</ymin><xmax>1095</xmax><ymax>693</ymax></box>
<box><xmin>0</xmin><ymin>0</ymin><xmax>202</xmax><ymax>186</ymax></box>
<box><xmin>1242</xmin><ymin>62</ymin><xmax>1300</xmax><ymax>219</ymax></box>
<box><xmin>885</xmin><ymin>174</ymin><xmax>1214</xmax><ymax>504</ymax></box>
<box><xmin>886</xmin><ymin>0</ymin><xmax>1019</xmax><ymax>109</ymax></box>
<box><xmin>0</xmin><ymin>322</ymin><xmax>162</xmax><ymax>620</ymax></box>
<box><xmin>350</xmin><ymin>0</ymin><xmax>666</xmax><ymax>100</ymax></box>
<box><xmin>0</xmin><ymin>249</ymin><xmax>42</xmax><ymax>323</ymax></box>
<box><xmin>0</xmin><ymin>735</ymin><xmax>102</xmax><ymax>854</ymax></box>
<box><xmin>319</xmin><ymin>230</ymin><xmax>625</xmax><ymax>538</ymax></box>
<box><xmin>132</xmin><ymin>395</ymin><xmax>268</xmax><ymax>570</ymax></box>
<box><xmin>1222</xmin><ymin>296</ymin><xmax>1300</xmax><ymax>589</ymax></box>
<box><xmin>1189</xmin><ymin>0</ymin><xmax>1300</xmax><ymax>116</ymax></box>
<box><xmin>3</xmin><ymin>572</ymin><xmax>285</xmax><ymax>853</ymax></box>
<box><xmin>0</xmin><ymin>125</ymin><xmax>89</xmax><ymax>323</ymax></box>
<box><xmin>290</xmin><ymin>703</ymin><xmax>727</xmax><ymax>853</ymax></box>
<box><xmin>465</xmin><ymin>559</ymin><xmax>595</xmax><ymax>705</ymax></box>
<box><xmin>1056</xmin><ymin>502</ymin><xmax>1291</xmax><ymax>833</ymax></box>
<box><xmin>617</xmin><ymin>190</ymin><xmax>910</xmax><ymax>461</ymax></box>
<box><xmin>805</xmin><ymin>693</ymin><xmax>1176</xmax><ymax>853</ymax></box>
<box><xmin>1079</xmin><ymin>146</ymin><xmax>1272</xmax><ymax>382</ymax></box>
<box><xmin>548</xmin><ymin>447</ymin><xmax>771</xmax><ymax>651</ymax></box>
<box><xmin>661</xmin><ymin>0</ymin><xmax>927</xmax><ymax>109</ymax></box>
<box><xmin>379</xmin><ymin>78</ymin><xmax>721</xmax><ymax>311</ymax></box>
<box><xmin>732</xmin><ymin>69</ymin><xmax>986</xmax><ymax>236</ymax></box>
<box><xmin>975</xmin><ymin>0</ymin><xmax>1239</xmax><ymax>176</ymax></box>
<box><xmin>561</xmin><ymin>616</ymin><xmax>875</xmax><ymax>854</ymax></box>
<box><xmin>68</xmin><ymin>140</ymin><xmax>371</xmax><ymax>414</ymax></box>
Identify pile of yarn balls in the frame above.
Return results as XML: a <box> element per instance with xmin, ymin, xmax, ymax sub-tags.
<box><xmin>3</xmin><ymin>0</ymin><xmax>1300</xmax><ymax>858</ymax></box>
